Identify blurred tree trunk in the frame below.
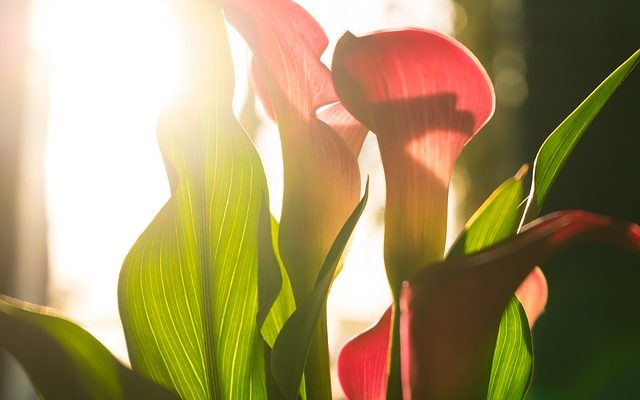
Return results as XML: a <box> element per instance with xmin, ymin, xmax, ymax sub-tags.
<box><xmin>0</xmin><ymin>2</ymin><xmax>29</xmax><ymax>397</ymax></box>
<box><xmin>453</xmin><ymin>0</ymin><xmax>526</xmax><ymax>229</ymax></box>
<box><xmin>0</xmin><ymin>0</ymin><xmax>29</xmax><ymax>299</ymax></box>
<box><xmin>1</xmin><ymin>1</ymin><xmax>48</xmax><ymax>398</ymax></box>
<box><xmin>455</xmin><ymin>0</ymin><xmax>640</xmax><ymax>397</ymax></box>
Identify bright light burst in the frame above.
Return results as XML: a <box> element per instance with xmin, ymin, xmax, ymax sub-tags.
<box><xmin>34</xmin><ymin>0</ymin><xmax>184</xmax><ymax>361</ymax></box>
<box><xmin>32</xmin><ymin>0</ymin><xmax>453</xmax><ymax>369</ymax></box>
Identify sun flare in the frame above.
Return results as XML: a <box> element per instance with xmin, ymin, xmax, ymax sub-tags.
<box><xmin>33</xmin><ymin>0</ymin><xmax>188</xmax><ymax>361</ymax></box>
<box><xmin>31</xmin><ymin>0</ymin><xmax>454</xmax><ymax>369</ymax></box>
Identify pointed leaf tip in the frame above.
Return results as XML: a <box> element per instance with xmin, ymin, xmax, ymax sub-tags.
<box><xmin>523</xmin><ymin>48</ymin><xmax>640</xmax><ymax>223</ymax></box>
<box><xmin>271</xmin><ymin>184</ymin><xmax>369</xmax><ymax>399</ymax></box>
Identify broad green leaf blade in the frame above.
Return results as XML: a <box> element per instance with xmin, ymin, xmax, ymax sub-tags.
<box><xmin>523</xmin><ymin>49</ymin><xmax>640</xmax><ymax>222</ymax></box>
<box><xmin>486</xmin><ymin>298</ymin><xmax>532</xmax><ymax>400</ymax></box>
<box><xmin>118</xmin><ymin>3</ymin><xmax>268</xmax><ymax>399</ymax></box>
<box><xmin>271</xmin><ymin>182</ymin><xmax>369</xmax><ymax>399</ymax></box>
<box><xmin>447</xmin><ymin>166</ymin><xmax>534</xmax><ymax>399</ymax></box>
<box><xmin>0</xmin><ymin>296</ymin><xmax>178</xmax><ymax>400</ymax></box>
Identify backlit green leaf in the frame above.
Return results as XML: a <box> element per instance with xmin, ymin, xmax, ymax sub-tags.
<box><xmin>486</xmin><ymin>298</ymin><xmax>532</xmax><ymax>400</ymax></box>
<box><xmin>448</xmin><ymin>165</ymin><xmax>527</xmax><ymax>258</ymax></box>
<box><xmin>0</xmin><ymin>296</ymin><xmax>178</xmax><ymax>400</ymax></box>
<box><xmin>256</xmin><ymin>207</ymin><xmax>299</xmax><ymax>400</ymax></box>
<box><xmin>402</xmin><ymin>211</ymin><xmax>640</xmax><ymax>399</ymax></box>
<box><xmin>271</xmin><ymin>181</ymin><xmax>369</xmax><ymax>399</ymax></box>
<box><xmin>523</xmin><ymin>49</ymin><xmax>640</xmax><ymax>222</ymax></box>
<box><xmin>258</xmin><ymin>212</ymin><xmax>296</xmax><ymax>348</ymax></box>
<box><xmin>448</xmin><ymin>166</ymin><xmax>532</xmax><ymax>399</ymax></box>
<box><xmin>118</xmin><ymin>3</ymin><xmax>268</xmax><ymax>399</ymax></box>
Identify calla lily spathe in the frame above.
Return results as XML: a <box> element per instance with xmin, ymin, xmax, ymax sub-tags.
<box><xmin>332</xmin><ymin>29</ymin><xmax>495</xmax><ymax>294</ymax></box>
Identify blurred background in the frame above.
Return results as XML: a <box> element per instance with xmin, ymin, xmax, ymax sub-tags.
<box><xmin>0</xmin><ymin>0</ymin><xmax>638</xmax><ymax>398</ymax></box>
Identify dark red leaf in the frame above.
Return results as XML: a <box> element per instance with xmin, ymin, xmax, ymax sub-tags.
<box><xmin>400</xmin><ymin>211</ymin><xmax>640</xmax><ymax>399</ymax></box>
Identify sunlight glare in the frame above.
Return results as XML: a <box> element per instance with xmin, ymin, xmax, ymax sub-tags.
<box><xmin>34</xmin><ymin>0</ymin><xmax>454</xmax><ymax>373</ymax></box>
<box><xmin>35</xmin><ymin>0</ymin><xmax>187</xmax><ymax>361</ymax></box>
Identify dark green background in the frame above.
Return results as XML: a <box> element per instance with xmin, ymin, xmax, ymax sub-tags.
<box><xmin>524</xmin><ymin>1</ymin><xmax>639</xmax><ymax>398</ymax></box>
<box><xmin>457</xmin><ymin>0</ymin><xmax>639</xmax><ymax>397</ymax></box>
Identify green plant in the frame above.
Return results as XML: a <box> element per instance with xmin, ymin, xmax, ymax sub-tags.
<box><xmin>1</xmin><ymin>1</ymin><xmax>638</xmax><ymax>399</ymax></box>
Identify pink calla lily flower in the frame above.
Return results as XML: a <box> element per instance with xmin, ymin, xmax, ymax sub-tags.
<box><xmin>331</xmin><ymin>29</ymin><xmax>638</xmax><ymax>400</ymax></box>
<box><xmin>221</xmin><ymin>1</ymin><xmax>368</xmax><ymax>397</ymax></box>
<box><xmin>332</xmin><ymin>28</ymin><xmax>498</xmax><ymax>399</ymax></box>
<box><xmin>337</xmin><ymin>212</ymin><xmax>639</xmax><ymax>399</ymax></box>
<box><xmin>401</xmin><ymin>212</ymin><xmax>640</xmax><ymax>399</ymax></box>
<box><xmin>332</xmin><ymin>30</ymin><xmax>495</xmax><ymax>293</ymax></box>
<box><xmin>222</xmin><ymin>0</ymin><xmax>368</xmax><ymax>302</ymax></box>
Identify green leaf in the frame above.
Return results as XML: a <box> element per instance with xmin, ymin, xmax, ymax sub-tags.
<box><xmin>448</xmin><ymin>165</ymin><xmax>527</xmax><ymax>258</ymax></box>
<box><xmin>258</xmin><ymin>210</ymin><xmax>296</xmax><ymax>348</ymax></box>
<box><xmin>271</xmin><ymin>181</ymin><xmax>369</xmax><ymax>399</ymax></box>
<box><xmin>402</xmin><ymin>211</ymin><xmax>640</xmax><ymax>399</ymax></box>
<box><xmin>257</xmin><ymin>200</ymin><xmax>283</xmax><ymax>335</ymax></box>
<box><xmin>480</xmin><ymin>47</ymin><xmax>640</xmax><ymax>400</ymax></box>
<box><xmin>486</xmin><ymin>298</ymin><xmax>532</xmax><ymax>400</ymax></box>
<box><xmin>523</xmin><ymin>48</ymin><xmax>640</xmax><ymax>222</ymax></box>
<box><xmin>447</xmin><ymin>166</ymin><xmax>532</xmax><ymax>399</ymax></box>
<box><xmin>257</xmin><ymin>205</ymin><xmax>299</xmax><ymax>400</ymax></box>
<box><xmin>0</xmin><ymin>296</ymin><xmax>178</xmax><ymax>400</ymax></box>
<box><xmin>118</xmin><ymin>3</ymin><xmax>268</xmax><ymax>399</ymax></box>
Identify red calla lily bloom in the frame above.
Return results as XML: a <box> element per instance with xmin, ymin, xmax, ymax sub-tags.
<box><xmin>333</xmin><ymin>29</ymin><xmax>495</xmax><ymax>293</ymax></box>
<box><xmin>222</xmin><ymin>0</ymin><xmax>368</xmax><ymax>397</ymax></box>
<box><xmin>332</xmin><ymin>29</ymin><xmax>639</xmax><ymax>400</ymax></box>
<box><xmin>223</xmin><ymin>0</ymin><xmax>368</xmax><ymax>302</ymax></box>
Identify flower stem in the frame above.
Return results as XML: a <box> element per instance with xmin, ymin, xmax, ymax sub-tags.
<box><xmin>304</xmin><ymin>309</ymin><xmax>332</xmax><ymax>400</ymax></box>
<box><xmin>386</xmin><ymin>302</ymin><xmax>404</xmax><ymax>400</ymax></box>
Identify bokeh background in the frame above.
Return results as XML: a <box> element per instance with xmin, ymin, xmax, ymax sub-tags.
<box><xmin>0</xmin><ymin>0</ymin><xmax>638</xmax><ymax>398</ymax></box>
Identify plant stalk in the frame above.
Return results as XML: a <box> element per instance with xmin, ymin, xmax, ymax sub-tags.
<box><xmin>386</xmin><ymin>302</ymin><xmax>404</xmax><ymax>400</ymax></box>
<box><xmin>304</xmin><ymin>309</ymin><xmax>332</xmax><ymax>400</ymax></box>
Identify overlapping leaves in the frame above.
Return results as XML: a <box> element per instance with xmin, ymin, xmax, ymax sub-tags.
<box><xmin>117</xmin><ymin>2</ymin><xmax>269</xmax><ymax>399</ymax></box>
<box><xmin>401</xmin><ymin>211</ymin><xmax>640</xmax><ymax>399</ymax></box>
<box><xmin>0</xmin><ymin>2</ymin><xmax>638</xmax><ymax>400</ymax></box>
<box><xmin>0</xmin><ymin>296</ymin><xmax>178</xmax><ymax>400</ymax></box>
<box><xmin>335</xmin><ymin>33</ymin><xmax>639</xmax><ymax>400</ymax></box>
<box><xmin>222</xmin><ymin>1</ymin><xmax>369</xmax><ymax>398</ymax></box>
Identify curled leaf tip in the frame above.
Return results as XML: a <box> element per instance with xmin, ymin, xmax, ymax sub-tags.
<box><xmin>516</xmin><ymin>164</ymin><xmax>529</xmax><ymax>180</ymax></box>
